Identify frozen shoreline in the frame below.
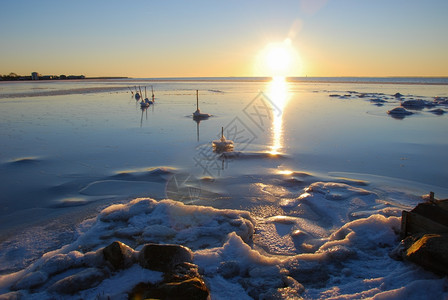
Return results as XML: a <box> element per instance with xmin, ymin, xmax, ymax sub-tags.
<box><xmin>0</xmin><ymin>79</ymin><xmax>447</xmax><ymax>298</ymax></box>
<box><xmin>0</xmin><ymin>177</ymin><xmax>446</xmax><ymax>299</ymax></box>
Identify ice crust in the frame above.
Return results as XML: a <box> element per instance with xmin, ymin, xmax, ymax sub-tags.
<box><xmin>0</xmin><ymin>182</ymin><xmax>447</xmax><ymax>299</ymax></box>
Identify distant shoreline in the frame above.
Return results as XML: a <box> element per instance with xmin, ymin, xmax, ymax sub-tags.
<box><xmin>110</xmin><ymin>76</ymin><xmax>448</xmax><ymax>85</ymax></box>
<box><xmin>1</xmin><ymin>76</ymin><xmax>447</xmax><ymax>86</ymax></box>
<box><xmin>0</xmin><ymin>76</ymin><xmax>128</xmax><ymax>81</ymax></box>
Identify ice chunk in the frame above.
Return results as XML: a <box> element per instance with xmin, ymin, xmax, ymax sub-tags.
<box><xmin>325</xmin><ymin>214</ymin><xmax>401</xmax><ymax>251</ymax></box>
<box><xmin>305</xmin><ymin>182</ymin><xmax>373</xmax><ymax>200</ymax></box>
<box><xmin>387</xmin><ymin>107</ymin><xmax>413</xmax><ymax>117</ymax></box>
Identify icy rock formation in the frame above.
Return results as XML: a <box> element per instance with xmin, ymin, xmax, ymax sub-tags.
<box><xmin>130</xmin><ymin>243</ymin><xmax>208</xmax><ymax>300</ymax></box>
<box><xmin>130</xmin><ymin>276</ymin><xmax>209</xmax><ymax>300</ymax></box>
<box><xmin>404</xmin><ymin>234</ymin><xmax>448</xmax><ymax>275</ymax></box>
<box><xmin>434</xmin><ymin>96</ymin><xmax>448</xmax><ymax>105</ymax></box>
<box><xmin>103</xmin><ymin>241</ymin><xmax>136</xmax><ymax>271</ymax></box>
<box><xmin>387</xmin><ymin>107</ymin><xmax>413</xmax><ymax>116</ymax></box>
<box><xmin>429</xmin><ymin>108</ymin><xmax>445</xmax><ymax>115</ymax></box>
<box><xmin>0</xmin><ymin>198</ymin><xmax>254</xmax><ymax>298</ymax></box>
<box><xmin>138</xmin><ymin>244</ymin><xmax>193</xmax><ymax>272</ymax></box>
<box><xmin>12</xmin><ymin>240</ymin><xmax>209</xmax><ymax>297</ymax></box>
<box><xmin>401</xmin><ymin>99</ymin><xmax>433</xmax><ymax>108</ymax></box>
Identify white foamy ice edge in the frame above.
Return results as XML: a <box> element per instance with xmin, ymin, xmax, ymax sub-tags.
<box><xmin>0</xmin><ymin>198</ymin><xmax>255</xmax><ymax>299</ymax></box>
<box><xmin>1</xmin><ymin>183</ymin><xmax>447</xmax><ymax>299</ymax></box>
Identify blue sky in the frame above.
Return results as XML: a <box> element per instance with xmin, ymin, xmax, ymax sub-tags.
<box><xmin>1</xmin><ymin>0</ymin><xmax>447</xmax><ymax>77</ymax></box>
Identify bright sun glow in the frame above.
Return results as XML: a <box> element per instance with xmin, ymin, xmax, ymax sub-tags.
<box><xmin>277</xmin><ymin>169</ymin><xmax>293</xmax><ymax>175</ymax></box>
<box><xmin>268</xmin><ymin>76</ymin><xmax>290</xmax><ymax>155</ymax></box>
<box><xmin>255</xmin><ymin>39</ymin><xmax>301</xmax><ymax>78</ymax></box>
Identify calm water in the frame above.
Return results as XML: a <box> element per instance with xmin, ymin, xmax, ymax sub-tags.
<box><xmin>0</xmin><ymin>78</ymin><xmax>447</xmax><ymax>238</ymax></box>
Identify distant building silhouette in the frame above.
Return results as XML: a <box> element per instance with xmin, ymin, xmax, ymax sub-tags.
<box><xmin>2</xmin><ymin>72</ymin><xmax>88</xmax><ymax>81</ymax></box>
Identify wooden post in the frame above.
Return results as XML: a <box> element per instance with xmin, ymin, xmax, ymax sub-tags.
<box><xmin>222</xmin><ymin>127</ymin><xmax>224</xmax><ymax>139</ymax></box>
<box><xmin>196</xmin><ymin>90</ymin><xmax>199</xmax><ymax>110</ymax></box>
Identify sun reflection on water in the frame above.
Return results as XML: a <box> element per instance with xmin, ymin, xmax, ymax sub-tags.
<box><xmin>267</xmin><ymin>76</ymin><xmax>290</xmax><ymax>155</ymax></box>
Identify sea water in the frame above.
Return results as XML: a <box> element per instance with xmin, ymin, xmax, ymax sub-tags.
<box><xmin>0</xmin><ymin>78</ymin><xmax>447</xmax><ymax>298</ymax></box>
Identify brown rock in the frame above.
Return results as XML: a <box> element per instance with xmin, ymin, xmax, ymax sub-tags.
<box><xmin>405</xmin><ymin>233</ymin><xmax>448</xmax><ymax>275</ymax></box>
<box><xmin>159</xmin><ymin>277</ymin><xmax>209</xmax><ymax>300</ymax></box>
<box><xmin>138</xmin><ymin>243</ymin><xmax>193</xmax><ymax>272</ymax></box>
<box><xmin>129</xmin><ymin>277</ymin><xmax>209</xmax><ymax>300</ymax></box>
<box><xmin>167</xmin><ymin>262</ymin><xmax>200</xmax><ymax>282</ymax></box>
<box><xmin>103</xmin><ymin>241</ymin><xmax>135</xmax><ymax>270</ymax></box>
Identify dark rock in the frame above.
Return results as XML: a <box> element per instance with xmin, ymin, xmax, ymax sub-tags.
<box><xmin>401</xmin><ymin>99</ymin><xmax>434</xmax><ymax>109</ymax></box>
<box><xmin>48</xmin><ymin>267</ymin><xmax>109</xmax><ymax>294</ymax></box>
<box><xmin>387</xmin><ymin>107</ymin><xmax>413</xmax><ymax>115</ymax></box>
<box><xmin>138</xmin><ymin>243</ymin><xmax>194</xmax><ymax>272</ymax></box>
<box><xmin>387</xmin><ymin>107</ymin><xmax>413</xmax><ymax>119</ymax></box>
<box><xmin>370</xmin><ymin>98</ymin><xmax>387</xmax><ymax>103</ymax></box>
<box><xmin>159</xmin><ymin>277</ymin><xmax>209</xmax><ymax>300</ymax></box>
<box><xmin>129</xmin><ymin>277</ymin><xmax>210</xmax><ymax>300</ymax></box>
<box><xmin>130</xmin><ymin>252</ymin><xmax>209</xmax><ymax>300</ymax></box>
<box><xmin>130</xmin><ymin>277</ymin><xmax>209</xmax><ymax>300</ymax></box>
<box><xmin>167</xmin><ymin>262</ymin><xmax>201</xmax><ymax>282</ymax></box>
<box><xmin>401</xmin><ymin>99</ymin><xmax>424</xmax><ymax>107</ymax></box>
<box><xmin>103</xmin><ymin>241</ymin><xmax>135</xmax><ymax>270</ymax></box>
<box><xmin>389</xmin><ymin>234</ymin><xmax>421</xmax><ymax>260</ymax></box>
<box><xmin>405</xmin><ymin>234</ymin><xmax>448</xmax><ymax>275</ymax></box>
<box><xmin>394</xmin><ymin>92</ymin><xmax>403</xmax><ymax>98</ymax></box>
<box><xmin>434</xmin><ymin>96</ymin><xmax>448</xmax><ymax>105</ymax></box>
<box><xmin>429</xmin><ymin>108</ymin><xmax>445</xmax><ymax>115</ymax></box>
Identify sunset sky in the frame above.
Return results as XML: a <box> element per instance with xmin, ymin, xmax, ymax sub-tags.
<box><xmin>1</xmin><ymin>0</ymin><xmax>447</xmax><ymax>78</ymax></box>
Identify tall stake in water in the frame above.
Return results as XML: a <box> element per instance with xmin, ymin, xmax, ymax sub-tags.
<box><xmin>193</xmin><ymin>89</ymin><xmax>211</xmax><ymax>119</ymax></box>
<box><xmin>212</xmin><ymin>126</ymin><xmax>233</xmax><ymax>152</ymax></box>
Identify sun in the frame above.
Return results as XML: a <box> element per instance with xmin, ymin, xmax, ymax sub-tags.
<box><xmin>255</xmin><ymin>39</ymin><xmax>301</xmax><ymax>78</ymax></box>
<box><xmin>266</xmin><ymin>45</ymin><xmax>291</xmax><ymax>75</ymax></box>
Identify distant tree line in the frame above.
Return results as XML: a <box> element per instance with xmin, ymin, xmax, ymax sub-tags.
<box><xmin>0</xmin><ymin>72</ymin><xmax>85</xmax><ymax>81</ymax></box>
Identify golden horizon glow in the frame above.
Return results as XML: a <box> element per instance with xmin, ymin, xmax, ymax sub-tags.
<box><xmin>2</xmin><ymin>2</ymin><xmax>447</xmax><ymax>78</ymax></box>
<box><xmin>267</xmin><ymin>76</ymin><xmax>290</xmax><ymax>155</ymax></box>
